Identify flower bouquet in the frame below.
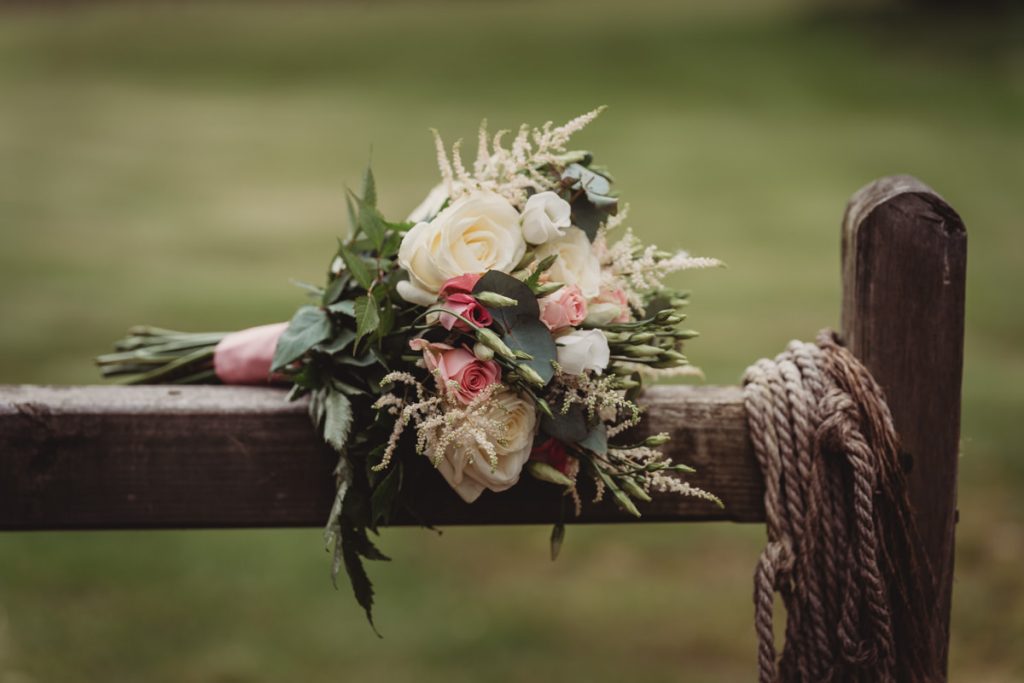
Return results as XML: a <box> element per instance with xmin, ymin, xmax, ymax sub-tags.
<box><xmin>97</xmin><ymin>108</ymin><xmax>722</xmax><ymax>629</ymax></box>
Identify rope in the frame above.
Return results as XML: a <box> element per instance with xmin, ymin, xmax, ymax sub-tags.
<box><xmin>743</xmin><ymin>330</ymin><xmax>941</xmax><ymax>683</ymax></box>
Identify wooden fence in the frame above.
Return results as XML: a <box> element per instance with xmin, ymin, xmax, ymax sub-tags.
<box><xmin>0</xmin><ymin>175</ymin><xmax>966</xmax><ymax>675</ymax></box>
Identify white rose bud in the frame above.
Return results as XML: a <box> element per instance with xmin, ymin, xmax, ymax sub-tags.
<box><xmin>555</xmin><ymin>329</ymin><xmax>611</xmax><ymax>376</ymax></box>
<box><xmin>520</xmin><ymin>191</ymin><xmax>571</xmax><ymax>245</ymax></box>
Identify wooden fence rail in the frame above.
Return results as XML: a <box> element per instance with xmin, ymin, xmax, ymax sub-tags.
<box><xmin>0</xmin><ymin>175</ymin><xmax>966</xmax><ymax>674</ymax></box>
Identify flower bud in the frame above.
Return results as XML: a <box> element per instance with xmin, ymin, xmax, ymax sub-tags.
<box><xmin>623</xmin><ymin>344</ymin><xmax>663</xmax><ymax>358</ymax></box>
<box><xmin>516</xmin><ymin>363</ymin><xmax>547</xmax><ymax>388</ymax></box>
<box><xmin>514</xmin><ymin>349</ymin><xmax>534</xmax><ymax>361</ymax></box>
<box><xmin>527</xmin><ymin>461</ymin><xmax>574</xmax><ymax>487</ymax></box>
<box><xmin>620</xmin><ymin>478</ymin><xmax>652</xmax><ymax>503</ymax></box>
<box><xmin>475</xmin><ymin>328</ymin><xmax>517</xmax><ymax>361</ymax></box>
<box><xmin>644</xmin><ymin>433</ymin><xmax>671</xmax><ymax>447</ymax></box>
<box><xmin>475</xmin><ymin>291</ymin><xmax>518</xmax><ymax>308</ymax></box>
<box><xmin>627</xmin><ymin>332</ymin><xmax>654</xmax><ymax>344</ymax></box>
<box><xmin>472</xmin><ymin>342</ymin><xmax>495</xmax><ymax>361</ymax></box>
<box><xmin>532</xmin><ymin>282</ymin><xmax>564</xmax><ymax>297</ymax></box>
<box><xmin>582</xmin><ymin>303</ymin><xmax>622</xmax><ymax>327</ymax></box>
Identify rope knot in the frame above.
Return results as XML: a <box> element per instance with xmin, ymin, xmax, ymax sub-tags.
<box><xmin>744</xmin><ymin>329</ymin><xmax>940</xmax><ymax>683</ymax></box>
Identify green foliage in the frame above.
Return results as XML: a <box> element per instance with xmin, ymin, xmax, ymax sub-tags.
<box><xmin>562</xmin><ymin>163</ymin><xmax>617</xmax><ymax>240</ymax></box>
<box><xmin>352</xmin><ymin>295</ymin><xmax>380</xmax><ymax>349</ymax></box>
<box><xmin>472</xmin><ymin>271</ymin><xmax>557</xmax><ymax>385</ymax></box>
<box><xmin>322</xmin><ymin>390</ymin><xmax>353</xmax><ymax>453</ymax></box>
<box><xmin>271</xmin><ymin>306</ymin><xmax>333</xmax><ymax>372</ymax></box>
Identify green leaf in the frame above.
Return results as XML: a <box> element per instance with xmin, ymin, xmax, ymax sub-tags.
<box><xmin>472</xmin><ymin>271</ymin><xmax>557</xmax><ymax>385</ymax></box>
<box><xmin>362</xmin><ymin>163</ymin><xmax>377</xmax><ymax>208</ymax></box>
<box><xmin>336</xmin><ymin>242</ymin><xmax>374</xmax><ymax>290</ymax></box>
<box><xmin>327</xmin><ymin>300</ymin><xmax>356</xmax><ymax>317</ymax></box>
<box><xmin>346</xmin><ymin>193</ymin><xmax>359</xmax><ymax>236</ymax></box>
<box><xmin>271</xmin><ymin>306</ymin><xmax>332</xmax><ymax>371</ymax></box>
<box><xmin>315</xmin><ymin>328</ymin><xmax>356</xmax><ymax>355</ymax></box>
<box><xmin>370</xmin><ymin>461</ymin><xmax>403</xmax><ymax>527</ymax></box>
<box><xmin>340</xmin><ymin>523</ymin><xmax>380</xmax><ymax>636</ymax></box>
<box><xmin>550</xmin><ymin>522</ymin><xmax>566</xmax><ymax>561</ymax></box>
<box><xmin>322</xmin><ymin>275</ymin><xmax>347</xmax><ymax>306</ymax></box>
<box><xmin>353</xmin><ymin>295</ymin><xmax>381</xmax><ymax>348</ymax></box>
<box><xmin>541</xmin><ymin>402</ymin><xmax>590</xmax><ymax>444</ymax></box>
<box><xmin>563</xmin><ymin>163</ymin><xmax>618</xmax><ymax>240</ymax></box>
<box><xmin>579</xmin><ymin>421</ymin><xmax>608</xmax><ymax>455</ymax></box>
<box><xmin>348</xmin><ymin>190</ymin><xmax>386</xmax><ymax>252</ymax></box>
<box><xmin>322</xmin><ymin>390</ymin><xmax>353</xmax><ymax>452</ymax></box>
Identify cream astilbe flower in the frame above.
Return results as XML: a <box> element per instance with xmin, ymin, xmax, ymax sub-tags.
<box><xmin>431</xmin><ymin>107</ymin><xmax>606</xmax><ymax>207</ymax></box>
<box><xmin>374</xmin><ymin>375</ymin><xmax>537</xmax><ymax>504</ymax></box>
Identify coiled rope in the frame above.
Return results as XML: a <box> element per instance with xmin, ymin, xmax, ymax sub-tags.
<box><xmin>743</xmin><ymin>330</ymin><xmax>940</xmax><ymax>683</ymax></box>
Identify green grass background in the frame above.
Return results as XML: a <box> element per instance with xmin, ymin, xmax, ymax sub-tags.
<box><xmin>1</xmin><ymin>2</ymin><xmax>1021</xmax><ymax>681</ymax></box>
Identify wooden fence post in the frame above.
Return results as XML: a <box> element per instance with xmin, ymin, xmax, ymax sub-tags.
<box><xmin>841</xmin><ymin>175</ymin><xmax>967</xmax><ymax>676</ymax></box>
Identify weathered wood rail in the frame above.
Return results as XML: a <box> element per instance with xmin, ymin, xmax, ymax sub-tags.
<box><xmin>0</xmin><ymin>175</ymin><xmax>966</xmax><ymax>675</ymax></box>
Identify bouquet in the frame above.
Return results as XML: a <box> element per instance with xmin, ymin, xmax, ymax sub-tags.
<box><xmin>97</xmin><ymin>108</ymin><xmax>723</xmax><ymax>630</ymax></box>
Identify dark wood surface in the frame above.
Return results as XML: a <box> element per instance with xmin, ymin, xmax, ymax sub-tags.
<box><xmin>841</xmin><ymin>175</ymin><xmax>966</xmax><ymax>675</ymax></box>
<box><xmin>0</xmin><ymin>384</ymin><xmax>763</xmax><ymax>530</ymax></box>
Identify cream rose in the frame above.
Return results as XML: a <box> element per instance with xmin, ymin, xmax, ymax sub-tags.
<box><xmin>532</xmin><ymin>226</ymin><xmax>602</xmax><ymax>299</ymax></box>
<box><xmin>432</xmin><ymin>388</ymin><xmax>537</xmax><ymax>503</ymax></box>
<box><xmin>397</xmin><ymin>192</ymin><xmax>527</xmax><ymax>306</ymax></box>
<box><xmin>521</xmin><ymin>191</ymin><xmax>571</xmax><ymax>245</ymax></box>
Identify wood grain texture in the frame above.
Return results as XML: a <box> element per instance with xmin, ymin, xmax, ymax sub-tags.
<box><xmin>841</xmin><ymin>175</ymin><xmax>966</xmax><ymax>675</ymax></box>
<box><xmin>0</xmin><ymin>384</ymin><xmax>763</xmax><ymax>530</ymax></box>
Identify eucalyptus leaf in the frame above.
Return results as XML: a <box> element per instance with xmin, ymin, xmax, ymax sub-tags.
<box><xmin>578</xmin><ymin>421</ymin><xmax>608</xmax><ymax>455</ymax></box>
<box><xmin>540</xmin><ymin>403</ymin><xmax>590</xmax><ymax>444</ymax></box>
<box><xmin>271</xmin><ymin>306</ymin><xmax>332</xmax><ymax>371</ymax></box>
<box><xmin>472</xmin><ymin>271</ymin><xmax>556</xmax><ymax>384</ymax></box>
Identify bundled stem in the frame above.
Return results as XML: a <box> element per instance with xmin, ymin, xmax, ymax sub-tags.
<box><xmin>96</xmin><ymin>326</ymin><xmax>228</xmax><ymax>384</ymax></box>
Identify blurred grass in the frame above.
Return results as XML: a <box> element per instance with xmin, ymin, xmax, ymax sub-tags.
<box><xmin>0</xmin><ymin>2</ymin><xmax>1022</xmax><ymax>682</ymax></box>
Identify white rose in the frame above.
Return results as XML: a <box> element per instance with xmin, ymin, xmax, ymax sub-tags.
<box><xmin>433</xmin><ymin>389</ymin><xmax>538</xmax><ymax>503</ymax></box>
<box><xmin>532</xmin><ymin>226</ymin><xmax>601</xmax><ymax>298</ymax></box>
<box><xmin>555</xmin><ymin>329</ymin><xmax>610</xmax><ymax>376</ymax></box>
<box><xmin>520</xmin><ymin>191</ymin><xmax>571</xmax><ymax>245</ymax></box>
<box><xmin>397</xmin><ymin>192</ymin><xmax>527</xmax><ymax>306</ymax></box>
<box><xmin>406</xmin><ymin>183</ymin><xmax>449</xmax><ymax>223</ymax></box>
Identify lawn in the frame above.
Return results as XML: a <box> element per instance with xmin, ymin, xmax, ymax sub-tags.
<box><xmin>1</xmin><ymin>2</ymin><xmax>1022</xmax><ymax>681</ymax></box>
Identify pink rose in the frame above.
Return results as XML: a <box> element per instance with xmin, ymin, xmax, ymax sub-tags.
<box><xmin>410</xmin><ymin>340</ymin><xmax>501</xmax><ymax>404</ymax></box>
<box><xmin>439</xmin><ymin>273</ymin><xmax>483</xmax><ymax>299</ymax></box>
<box><xmin>590</xmin><ymin>287</ymin><xmax>631</xmax><ymax>324</ymax></box>
<box><xmin>439</xmin><ymin>292</ymin><xmax>493</xmax><ymax>332</ymax></box>
<box><xmin>539</xmin><ymin>284</ymin><xmax>587</xmax><ymax>331</ymax></box>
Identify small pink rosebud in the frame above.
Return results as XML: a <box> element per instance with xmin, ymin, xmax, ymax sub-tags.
<box><xmin>439</xmin><ymin>273</ymin><xmax>483</xmax><ymax>299</ymax></box>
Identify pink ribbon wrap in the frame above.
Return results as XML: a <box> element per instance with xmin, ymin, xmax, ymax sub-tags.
<box><xmin>213</xmin><ymin>322</ymin><xmax>289</xmax><ymax>385</ymax></box>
